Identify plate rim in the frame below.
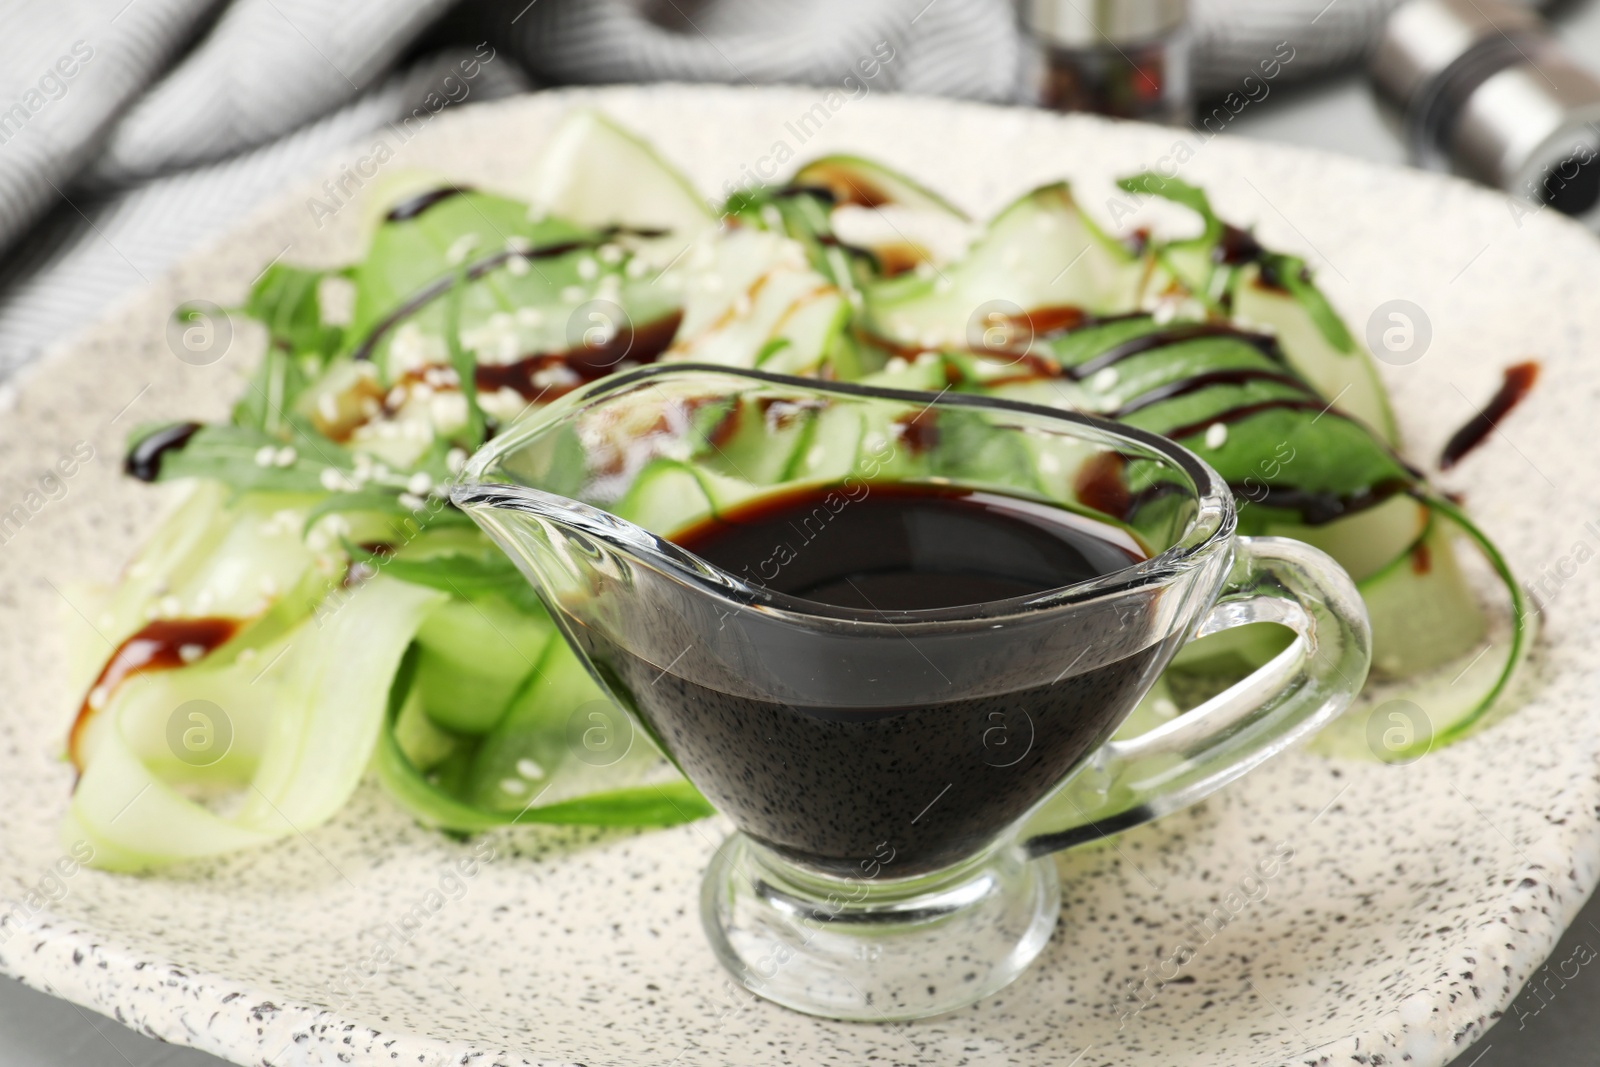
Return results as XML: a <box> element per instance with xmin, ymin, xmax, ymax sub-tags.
<box><xmin>1</xmin><ymin>82</ymin><xmax>1595</xmax><ymax>1067</ymax></box>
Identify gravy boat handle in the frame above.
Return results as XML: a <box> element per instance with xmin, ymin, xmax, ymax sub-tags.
<box><xmin>1022</xmin><ymin>536</ymin><xmax>1371</xmax><ymax>857</ymax></box>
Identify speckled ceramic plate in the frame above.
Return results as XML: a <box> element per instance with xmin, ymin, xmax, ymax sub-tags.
<box><xmin>1</xmin><ymin>86</ymin><xmax>1597</xmax><ymax>1067</ymax></box>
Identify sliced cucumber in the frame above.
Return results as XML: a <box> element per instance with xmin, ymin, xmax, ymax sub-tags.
<box><xmin>1358</xmin><ymin>517</ymin><xmax>1487</xmax><ymax>678</ymax></box>
<box><xmin>524</xmin><ymin>110</ymin><xmax>714</xmax><ymax>236</ymax></box>
<box><xmin>792</xmin><ymin>401</ymin><xmax>868</xmax><ymax>485</ymax></box>
<box><xmin>788</xmin><ymin>155</ymin><xmax>973</xmax><ymax>277</ymax></box>
<box><xmin>413</xmin><ymin>594</ymin><xmax>556</xmax><ymax>734</ymax></box>
<box><xmin>464</xmin><ymin>639</ymin><xmax>611</xmax><ymax>813</ymax></box>
<box><xmin>1302</xmin><ymin>498</ymin><xmax>1526</xmax><ymax>761</ymax></box>
<box><xmin>791</xmin><ymin>156</ymin><xmax>970</xmax><ymax>218</ymax></box>
<box><xmin>697</xmin><ymin>397</ymin><xmax>820</xmax><ymax>486</ymax></box>
<box><xmin>356</xmin><ymin>169</ymin><xmax>466</xmax><ymax>245</ymax></box>
<box><xmin>610</xmin><ymin>457</ymin><xmax>754</xmax><ymax>534</ymax></box>
<box><xmin>863</xmin><ymin>184</ymin><xmax>1146</xmax><ymax>351</ymax></box>
<box><xmin>392</xmin><ymin>680</ymin><xmax>458</xmax><ymax>771</ymax></box>
<box><xmin>1261</xmin><ymin>493</ymin><xmax>1427</xmax><ymax>584</ymax></box>
<box><xmin>665</xmin><ymin>229</ymin><xmax>847</xmax><ymax>375</ymax></box>
<box><xmin>1231</xmin><ymin>265</ymin><xmax>1399</xmax><ymax>444</ymax></box>
<box><xmin>859</xmin><ymin>351</ymin><xmax>950</xmax><ymax>392</ymax></box>
<box><xmin>1112</xmin><ymin>173</ymin><xmax>1398</xmax><ymax>441</ymax></box>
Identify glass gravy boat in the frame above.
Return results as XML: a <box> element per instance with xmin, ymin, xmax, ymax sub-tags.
<box><xmin>453</xmin><ymin>364</ymin><xmax>1369</xmax><ymax>1022</ymax></box>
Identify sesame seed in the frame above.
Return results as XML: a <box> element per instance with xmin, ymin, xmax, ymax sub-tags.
<box><xmin>254</xmin><ymin>446</ymin><xmax>275</xmax><ymax>468</ymax></box>
<box><xmin>1204</xmin><ymin>423</ymin><xmax>1228</xmax><ymax>449</ymax></box>
<box><xmin>516</xmin><ymin>758</ymin><xmax>545</xmax><ymax>779</ymax></box>
<box><xmin>178</xmin><ymin>644</ymin><xmax>205</xmax><ymax>664</ymax></box>
<box><xmin>445</xmin><ymin>234</ymin><xmax>479</xmax><ymax>266</ymax></box>
<box><xmin>273</xmin><ymin>446</ymin><xmax>297</xmax><ymax>467</ymax></box>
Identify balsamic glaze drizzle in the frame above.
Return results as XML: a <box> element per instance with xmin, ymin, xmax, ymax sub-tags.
<box><xmin>1439</xmin><ymin>360</ymin><xmax>1540</xmax><ymax>470</ymax></box>
<box><xmin>474</xmin><ymin>311</ymin><xmax>685</xmax><ymax>401</ymax></box>
<box><xmin>959</xmin><ymin>311</ymin><xmax>1407</xmax><ymax>525</ymax></box>
<box><xmin>125</xmin><ymin>422</ymin><xmax>203</xmax><ymax>482</ymax></box>
<box><xmin>1107</xmin><ymin>368</ymin><xmax>1314</xmax><ymax>418</ymax></box>
<box><xmin>1064</xmin><ymin>322</ymin><xmax>1285</xmax><ymax>381</ymax></box>
<box><xmin>349</xmin><ymin>225</ymin><xmax>670</xmax><ymax>364</ymax></box>
<box><xmin>68</xmin><ymin>616</ymin><xmax>241</xmax><ymax>771</ymax></box>
<box><xmin>384</xmin><ymin>186</ymin><xmax>471</xmax><ymax>223</ymax></box>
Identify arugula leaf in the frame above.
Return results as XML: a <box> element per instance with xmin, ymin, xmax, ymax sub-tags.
<box><xmin>302</xmin><ymin>490</ymin><xmax>474</xmax><ymax>537</ymax></box>
<box><xmin>242</xmin><ymin>263</ymin><xmax>343</xmax><ymax>362</ymax></box>
<box><xmin>350</xmin><ymin>542</ymin><xmax>544</xmax><ymax>614</ymax></box>
<box><xmin>1266</xmin><ymin>253</ymin><xmax>1357</xmax><ymax>353</ymax></box>
<box><xmin>1118</xmin><ymin>173</ymin><xmax>1222</xmax><ymax>242</ymax></box>
<box><xmin>444</xmin><ymin>260</ymin><xmax>488</xmax><ymax>448</ymax></box>
<box><xmin>510</xmin><ymin>781</ymin><xmax>714</xmax><ymax>826</ymax></box>
<box><xmin>128</xmin><ymin>422</ymin><xmax>352</xmax><ymax>492</ymax></box>
<box><xmin>231</xmin><ymin>345</ymin><xmax>311</xmax><ymax>434</ymax></box>
<box><xmin>1116</xmin><ymin>174</ymin><xmax>1355</xmax><ymax>355</ymax></box>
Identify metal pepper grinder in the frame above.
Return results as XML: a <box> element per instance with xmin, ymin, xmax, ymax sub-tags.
<box><xmin>1020</xmin><ymin>0</ymin><xmax>1193</xmax><ymax>124</ymax></box>
<box><xmin>1371</xmin><ymin>0</ymin><xmax>1600</xmax><ymax>223</ymax></box>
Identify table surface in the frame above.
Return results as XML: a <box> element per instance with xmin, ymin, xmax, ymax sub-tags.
<box><xmin>7</xmin><ymin>6</ymin><xmax>1600</xmax><ymax>1062</ymax></box>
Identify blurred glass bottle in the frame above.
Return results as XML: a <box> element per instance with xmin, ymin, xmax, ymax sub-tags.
<box><xmin>1019</xmin><ymin>0</ymin><xmax>1193</xmax><ymax>123</ymax></box>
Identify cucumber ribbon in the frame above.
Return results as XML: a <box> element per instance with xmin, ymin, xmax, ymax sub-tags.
<box><xmin>70</xmin><ymin>112</ymin><xmax>1530</xmax><ymax>867</ymax></box>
